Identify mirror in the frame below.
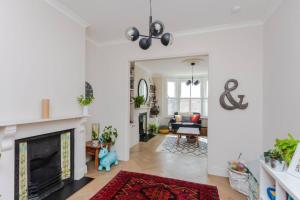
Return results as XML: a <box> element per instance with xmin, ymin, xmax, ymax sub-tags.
<box><xmin>138</xmin><ymin>79</ymin><xmax>148</xmax><ymax>102</ymax></box>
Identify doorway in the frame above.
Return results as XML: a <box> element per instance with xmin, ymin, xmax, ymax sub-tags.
<box><xmin>128</xmin><ymin>55</ymin><xmax>210</xmax><ymax>179</ymax></box>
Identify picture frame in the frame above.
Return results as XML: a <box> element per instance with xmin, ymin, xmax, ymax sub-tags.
<box><xmin>287</xmin><ymin>144</ymin><xmax>300</xmax><ymax>179</ymax></box>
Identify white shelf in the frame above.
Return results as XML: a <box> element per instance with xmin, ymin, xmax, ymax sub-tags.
<box><xmin>260</xmin><ymin>160</ymin><xmax>300</xmax><ymax>200</ymax></box>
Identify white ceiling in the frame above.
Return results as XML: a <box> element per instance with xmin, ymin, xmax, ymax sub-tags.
<box><xmin>135</xmin><ymin>56</ymin><xmax>209</xmax><ymax>77</ymax></box>
<box><xmin>58</xmin><ymin>0</ymin><xmax>281</xmax><ymax>44</ymax></box>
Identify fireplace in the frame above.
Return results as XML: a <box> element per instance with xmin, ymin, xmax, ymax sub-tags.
<box><xmin>139</xmin><ymin>112</ymin><xmax>155</xmax><ymax>142</ymax></box>
<box><xmin>15</xmin><ymin>129</ymin><xmax>74</xmax><ymax>200</ymax></box>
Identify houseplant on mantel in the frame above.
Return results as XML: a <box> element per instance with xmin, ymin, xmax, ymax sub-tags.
<box><xmin>99</xmin><ymin>126</ymin><xmax>118</xmax><ymax>151</ymax></box>
<box><xmin>132</xmin><ymin>96</ymin><xmax>145</xmax><ymax>108</ymax></box>
<box><xmin>77</xmin><ymin>95</ymin><xmax>94</xmax><ymax>115</ymax></box>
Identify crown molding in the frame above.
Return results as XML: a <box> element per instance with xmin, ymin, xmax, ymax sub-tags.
<box><xmin>174</xmin><ymin>20</ymin><xmax>263</xmax><ymax>37</ymax></box>
<box><xmin>86</xmin><ymin>36</ymin><xmax>130</xmax><ymax>47</ymax></box>
<box><xmin>88</xmin><ymin>20</ymin><xmax>263</xmax><ymax>48</ymax></box>
<box><xmin>262</xmin><ymin>0</ymin><xmax>283</xmax><ymax>22</ymax></box>
<box><xmin>43</xmin><ymin>0</ymin><xmax>90</xmax><ymax>28</ymax></box>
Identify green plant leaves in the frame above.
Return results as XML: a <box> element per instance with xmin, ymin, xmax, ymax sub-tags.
<box><xmin>132</xmin><ymin>96</ymin><xmax>145</xmax><ymax>108</ymax></box>
<box><xmin>77</xmin><ymin>95</ymin><xmax>95</xmax><ymax>106</ymax></box>
<box><xmin>275</xmin><ymin>133</ymin><xmax>300</xmax><ymax>165</ymax></box>
<box><xmin>100</xmin><ymin>126</ymin><xmax>118</xmax><ymax>145</ymax></box>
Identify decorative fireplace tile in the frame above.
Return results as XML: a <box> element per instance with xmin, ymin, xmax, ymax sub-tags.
<box><xmin>18</xmin><ymin>142</ymin><xmax>28</xmax><ymax>200</ymax></box>
<box><xmin>61</xmin><ymin>132</ymin><xmax>71</xmax><ymax>180</ymax></box>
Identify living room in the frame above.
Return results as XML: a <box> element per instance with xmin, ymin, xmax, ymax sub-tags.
<box><xmin>1</xmin><ymin>0</ymin><xmax>300</xmax><ymax>200</ymax></box>
<box><xmin>129</xmin><ymin>56</ymin><xmax>208</xmax><ymax>144</ymax></box>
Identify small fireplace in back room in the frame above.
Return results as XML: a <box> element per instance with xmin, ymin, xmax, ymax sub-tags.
<box><xmin>15</xmin><ymin>129</ymin><xmax>74</xmax><ymax>200</ymax></box>
<box><xmin>139</xmin><ymin>112</ymin><xmax>155</xmax><ymax>142</ymax></box>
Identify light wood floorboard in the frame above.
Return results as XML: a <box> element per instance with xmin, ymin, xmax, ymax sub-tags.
<box><xmin>68</xmin><ymin>134</ymin><xmax>246</xmax><ymax>200</ymax></box>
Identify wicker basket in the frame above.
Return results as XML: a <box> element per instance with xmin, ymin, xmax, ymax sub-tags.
<box><xmin>228</xmin><ymin>168</ymin><xmax>250</xmax><ymax>196</ymax></box>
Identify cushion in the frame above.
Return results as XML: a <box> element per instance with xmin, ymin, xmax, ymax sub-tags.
<box><xmin>182</xmin><ymin>115</ymin><xmax>191</xmax><ymax>122</ymax></box>
<box><xmin>175</xmin><ymin>115</ymin><xmax>182</xmax><ymax>122</ymax></box>
<box><xmin>191</xmin><ymin>114</ymin><xmax>201</xmax><ymax>123</ymax></box>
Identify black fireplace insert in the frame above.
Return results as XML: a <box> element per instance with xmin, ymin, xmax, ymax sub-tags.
<box><xmin>15</xmin><ymin>129</ymin><xmax>74</xmax><ymax>200</ymax></box>
<box><xmin>139</xmin><ymin>112</ymin><xmax>155</xmax><ymax>142</ymax></box>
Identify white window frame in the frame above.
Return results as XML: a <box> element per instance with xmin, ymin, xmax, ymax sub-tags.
<box><xmin>165</xmin><ymin>77</ymin><xmax>208</xmax><ymax>117</ymax></box>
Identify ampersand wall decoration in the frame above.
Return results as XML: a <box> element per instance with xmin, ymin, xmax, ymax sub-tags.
<box><xmin>220</xmin><ymin>79</ymin><xmax>248</xmax><ymax>110</ymax></box>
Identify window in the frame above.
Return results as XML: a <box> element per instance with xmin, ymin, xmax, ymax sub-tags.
<box><xmin>166</xmin><ymin>78</ymin><xmax>208</xmax><ymax>116</ymax></box>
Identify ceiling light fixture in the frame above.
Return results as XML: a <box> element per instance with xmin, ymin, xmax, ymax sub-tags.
<box><xmin>186</xmin><ymin>62</ymin><xmax>199</xmax><ymax>86</ymax></box>
<box><xmin>125</xmin><ymin>0</ymin><xmax>173</xmax><ymax>50</ymax></box>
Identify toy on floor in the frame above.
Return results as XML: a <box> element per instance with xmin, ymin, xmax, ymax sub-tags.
<box><xmin>267</xmin><ymin>187</ymin><xmax>276</xmax><ymax>200</ymax></box>
<box><xmin>228</xmin><ymin>160</ymin><xmax>249</xmax><ymax>173</ymax></box>
<box><xmin>98</xmin><ymin>147</ymin><xmax>118</xmax><ymax>172</ymax></box>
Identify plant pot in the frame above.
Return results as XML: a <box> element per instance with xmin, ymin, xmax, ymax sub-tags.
<box><xmin>264</xmin><ymin>156</ymin><xmax>271</xmax><ymax>165</ymax></box>
<box><xmin>83</xmin><ymin>106</ymin><xmax>89</xmax><ymax>116</ymax></box>
<box><xmin>270</xmin><ymin>158</ymin><xmax>285</xmax><ymax>171</ymax></box>
<box><xmin>92</xmin><ymin>140</ymin><xmax>99</xmax><ymax>147</ymax></box>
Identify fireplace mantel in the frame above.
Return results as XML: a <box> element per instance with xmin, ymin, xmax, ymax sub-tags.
<box><xmin>0</xmin><ymin>114</ymin><xmax>88</xmax><ymax>127</ymax></box>
<box><xmin>0</xmin><ymin>114</ymin><xmax>88</xmax><ymax>200</ymax></box>
<box><xmin>0</xmin><ymin>114</ymin><xmax>88</xmax><ymax>152</ymax></box>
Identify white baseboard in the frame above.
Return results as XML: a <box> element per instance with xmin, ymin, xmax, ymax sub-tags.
<box><xmin>208</xmin><ymin>165</ymin><xmax>228</xmax><ymax>177</ymax></box>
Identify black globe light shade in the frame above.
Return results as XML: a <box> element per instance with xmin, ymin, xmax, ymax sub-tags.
<box><xmin>125</xmin><ymin>27</ymin><xmax>140</xmax><ymax>41</ymax></box>
<box><xmin>150</xmin><ymin>20</ymin><xmax>164</xmax><ymax>36</ymax></box>
<box><xmin>161</xmin><ymin>33</ymin><xmax>173</xmax><ymax>46</ymax></box>
<box><xmin>139</xmin><ymin>38</ymin><xmax>152</xmax><ymax>50</ymax></box>
<box><xmin>186</xmin><ymin>80</ymin><xmax>192</xmax><ymax>86</ymax></box>
<box><xmin>193</xmin><ymin>80</ymin><xmax>200</xmax><ymax>86</ymax></box>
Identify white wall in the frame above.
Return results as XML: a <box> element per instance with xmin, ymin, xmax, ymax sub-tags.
<box><xmin>263</xmin><ymin>0</ymin><xmax>300</xmax><ymax>149</ymax></box>
<box><xmin>85</xmin><ymin>40</ymin><xmax>101</xmax><ymax>139</ymax></box>
<box><xmin>0</xmin><ymin>0</ymin><xmax>86</xmax><ymax>123</ymax></box>
<box><xmin>86</xmin><ymin>25</ymin><xmax>264</xmax><ymax>176</ymax></box>
<box><xmin>0</xmin><ymin>1</ymin><xmax>86</xmax><ymax>199</ymax></box>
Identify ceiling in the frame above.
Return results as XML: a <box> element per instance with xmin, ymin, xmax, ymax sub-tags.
<box><xmin>58</xmin><ymin>0</ymin><xmax>281</xmax><ymax>44</ymax></box>
<box><xmin>135</xmin><ymin>56</ymin><xmax>209</xmax><ymax>77</ymax></box>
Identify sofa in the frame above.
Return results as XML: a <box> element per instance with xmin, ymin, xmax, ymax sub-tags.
<box><xmin>169</xmin><ymin>112</ymin><xmax>202</xmax><ymax>133</ymax></box>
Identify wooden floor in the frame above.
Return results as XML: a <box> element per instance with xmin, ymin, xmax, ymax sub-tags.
<box><xmin>68</xmin><ymin>134</ymin><xmax>246</xmax><ymax>200</ymax></box>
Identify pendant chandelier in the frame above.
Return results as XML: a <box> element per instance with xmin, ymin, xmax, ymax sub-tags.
<box><xmin>125</xmin><ymin>0</ymin><xmax>173</xmax><ymax>50</ymax></box>
<box><xmin>186</xmin><ymin>62</ymin><xmax>199</xmax><ymax>86</ymax></box>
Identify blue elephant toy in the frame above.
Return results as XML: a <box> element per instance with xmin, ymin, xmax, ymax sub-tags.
<box><xmin>98</xmin><ymin>147</ymin><xmax>118</xmax><ymax>172</ymax></box>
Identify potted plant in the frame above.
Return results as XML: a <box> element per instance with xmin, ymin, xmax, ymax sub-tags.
<box><xmin>132</xmin><ymin>96</ymin><xmax>145</xmax><ymax>108</ymax></box>
<box><xmin>148</xmin><ymin>123</ymin><xmax>158</xmax><ymax>134</ymax></box>
<box><xmin>91</xmin><ymin>123</ymin><xmax>100</xmax><ymax>146</ymax></box>
<box><xmin>99</xmin><ymin>126</ymin><xmax>118</xmax><ymax>151</ymax></box>
<box><xmin>269</xmin><ymin>148</ymin><xmax>285</xmax><ymax>171</ymax></box>
<box><xmin>264</xmin><ymin>150</ymin><xmax>272</xmax><ymax>164</ymax></box>
<box><xmin>275</xmin><ymin>133</ymin><xmax>300</xmax><ymax>166</ymax></box>
<box><xmin>92</xmin><ymin>129</ymin><xmax>99</xmax><ymax>146</ymax></box>
<box><xmin>77</xmin><ymin>95</ymin><xmax>94</xmax><ymax>115</ymax></box>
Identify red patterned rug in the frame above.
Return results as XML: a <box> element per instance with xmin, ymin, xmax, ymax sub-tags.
<box><xmin>90</xmin><ymin>171</ymin><xmax>220</xmax><ymax>200</ymax></box>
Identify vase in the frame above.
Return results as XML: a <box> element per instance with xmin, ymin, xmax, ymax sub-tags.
<box><xmin>270</xmin><ymin>159</ymin><xmax>285</xmax><ymax>171</ymax></box>
<box><xmin>41</xmin><ymin>99</ymin><xmax>50</xmax><ymax>119</ymax></box>
<box><xmin>83</xmin><ymin>106</ymin><xmax>89</xmax><ymax>116</ymax></box>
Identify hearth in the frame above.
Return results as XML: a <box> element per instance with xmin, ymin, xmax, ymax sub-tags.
<box><xmin>15</xmin><ymin>129</ymin><xmax>74</xmax><ymax>200</ymax></box>
<box><xmin>139</xmin><ymin>112</ymin><xmax>155</xmax><ymax>142</ymax></box>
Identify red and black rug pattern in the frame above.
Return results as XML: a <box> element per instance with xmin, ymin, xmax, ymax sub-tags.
<box><xmin>90</xmin><ymin>171</ymin><xmax>220</xmax><ymax>200</ymax></box>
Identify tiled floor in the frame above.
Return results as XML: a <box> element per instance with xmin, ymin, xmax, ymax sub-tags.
<box><xmin>68</xmin><ymin>134</ymin><xmax>246</xmax><ymax>200</ymax></box>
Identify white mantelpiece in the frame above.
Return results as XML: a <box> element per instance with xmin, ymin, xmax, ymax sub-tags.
<box><xmin>0</xmin><ymin>115</ymin><xmax>88</xmax><ymax>200</ymax></box>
